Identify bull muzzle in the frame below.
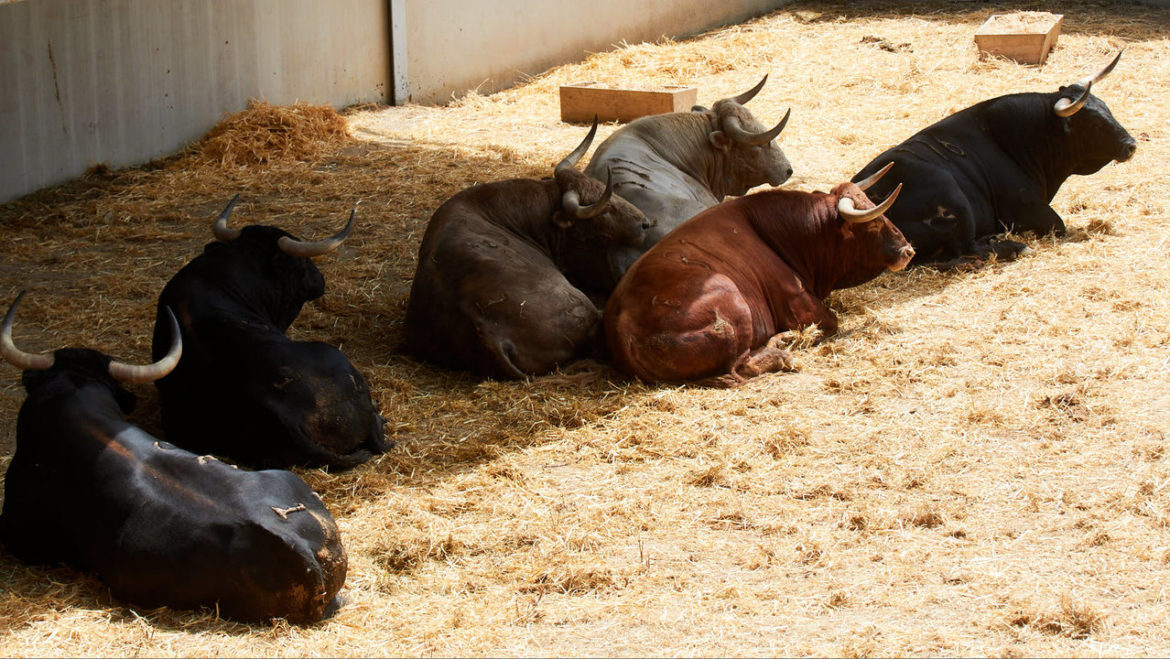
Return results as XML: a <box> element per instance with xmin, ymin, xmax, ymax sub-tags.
<box><xmin>890</xmin><ymin>244</ymin><xmax>916</xmax><ymax>272</ymax></box>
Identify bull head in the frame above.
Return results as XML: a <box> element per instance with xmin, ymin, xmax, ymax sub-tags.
<box><xmin>1054</xmin><ymin>50</ymin><xmax>1123</xmax><ymax>118</ymax></box>
<box><xmin>212</xmin><ymin>195</ymin><xmax>355</xmax><ymax>258</ymax></box>
<box><xmin>838</xmin><ymin>162</ymin><xmax>903</xmax><ymax>224</ymax></box>
<box><xmin>555</xmin><ymin>117</ymin><xmax>617</xmax><ymax>220</ymax></box>
<box><xmin>1</xmin><ymin>291</ymin><xmax>182</xmax><ymax>383</ymax></box>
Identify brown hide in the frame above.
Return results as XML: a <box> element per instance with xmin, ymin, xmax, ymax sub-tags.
<box><xmin>403</xmin><ymin>171</ymin><xmax>648</xmax><ymax>379</ymax></box>
<box><xmin>604</xmin><ymin>182</ymin><xmax>912</xmax><ymax>385</ymax></box>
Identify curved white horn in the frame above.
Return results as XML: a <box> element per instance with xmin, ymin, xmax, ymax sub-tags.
<box><xmin>1077</xmin><ymin>49</ymin><xmax>1123</xmax><ymax>88</ymax></box>
<box><xmin>562</xmin><ymin>168</ymin><xmax>615</xmax><ymax>220</ymax></box>
<box><xmin>212</xmin><ymin>194</ymin><xmax>242</xmax><ymax>242</ymax></box>
<box><xmin>107</xmin><ymin>307</ymin><xmax>182</xmax><ymax>384</ymax></box>
<box><xmin>723</xmin><ymin>108</ymin><xmax>791</xmax><ymax>146</ymax></box>
<box><xmin>555</xmin><ymin>117</ymin><xmax>599</xmax><ymax>173</ymax></box>
<box><xmin>1054</xmin><ymin>80</ymin><xmax>1093</xmax><ymax>118</ymax></box>
<box><xmin>855</xmin><ymin>162</ymin><xmax>895</xmax><ymax>192</ymax></box>
<box><xmin>839</xmin><ymin>183</ymin><xmax>903</xmax><ymax>224</ymax></box>
<box><xmin>277</xmin><ymin>208</ymin><xmax>355</xmax><ymax>258</ymax></box>
<box><xmin>727</xmin><ymin>75</ymin><xmax>768</xmax><ymax>106</ymax></box>
<box><xmin>1</xmin><ymin>291</ymin><xmax>54</xmax><ymax>371</ymax></box>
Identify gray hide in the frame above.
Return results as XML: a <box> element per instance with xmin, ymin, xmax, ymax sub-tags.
<box><xmin>581</xmin><ymin>75</ymin><xmax>794</xmax><ymax>292</ymax></box>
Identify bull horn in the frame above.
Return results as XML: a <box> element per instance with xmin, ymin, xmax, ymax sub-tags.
<box><xmin>724</xmin><ymin>108</ymin><xmax>791</xmax><ymax>146</ymax></box>
<box><xmin>108</xmin><ymin>307</ymin><xmax>182</xmax><ymax>384</ymax></box>
<box><xmin>1077</xmin><ymin>49</ymin><xmax>1123</xmax><ymax>88</ymax></box>
<box><xmin>1054</xmin><ymin>80</ymin><xmax>1093</xmax><ymax>118</ymax></box>
<box><xmin>555</xmin><ymin>117</ymin><xmax>598</xmax><ymax>173</ymax></box>
<box><xmin>1</xmin><ymin>291</ymin><xmax>54</xmax><ymax>371</ymax></box>
<box><xmin>562</xmin><ymin>168</ymin><xmax>615</xmax><ymax>220</ymax></box>
<box><xmin>839</xmin><ymin>183</ymin><xmax>903</xmax><ymax>224</ymax></box>
<box><xmin>727</xmin><ymin>75</ymin><xmax>768</xmax><ymax>106</ymax></box>
<box><xmin>212</xmin><ymin>194</ymin><xmax>242</xmax><ymax>242</ymax></box>
<box><xmin>855</xmin><ymin>162</ymin><xmax>895</xmax><ymax>192</ymax></box>
<box><xmin>277</xmin><ymin>208</ymin><xmax>355</xmax><ymax>258</ymax></box>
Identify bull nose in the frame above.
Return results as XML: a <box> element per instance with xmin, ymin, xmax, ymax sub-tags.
<box><xmin>1120</xmin><ymin>141</ymin><xmax>1137</xmax><ymax>162</ymax></box>
<box><xmin>642</xmin><ymin>220</ymin><xmax>651</xmax><ymax>230</ymax></box>
<box><xmin>890</xmin><ymin>244</ymin><xmax>916</xmax><ymax>272</ymax></box>
<box><xmin>772</xmin><ymin>167</ymin><xmax>794</xmax><ymax>186</ymax></box>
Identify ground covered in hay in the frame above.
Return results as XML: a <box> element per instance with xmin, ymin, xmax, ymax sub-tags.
<box><xmin>2</xmin><ymin>1</ymin><xmax>1169</xmax><ymax>655</ymax></box>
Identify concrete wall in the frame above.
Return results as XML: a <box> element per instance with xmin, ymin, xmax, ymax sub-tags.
<box><xmin>0</xmin><ymin>0</ymin><xmax>390</xmax><ymax>203</ymax></box>
<box><xmin>399</xmin><ymin>0</ymin><xmax>790</xmax><ymax>104</ymax></box>
<box><xmin>0</xmin><ymin>0</ymin><xmax>792</xmax><ymax>202</ymax></box>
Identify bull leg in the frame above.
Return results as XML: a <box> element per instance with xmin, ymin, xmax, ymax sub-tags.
<box><xmin>737</xmin><ymin>332</ymin><xmax>799</xmax><ymax>378</ymax></box>
<box><xmin>976</xmin><ymin>234</ymin><xmax>1029</xmax><ymax>261</ymax></box>
<box><xmin>695</xmin><ymin>332</ymin><xmax>799</xmax><ymax>389</ymax></box>
<box><xmin>1003</xmin><ymin>203</ymin><xmax>1066</xmax><ymax>237</ymax></box>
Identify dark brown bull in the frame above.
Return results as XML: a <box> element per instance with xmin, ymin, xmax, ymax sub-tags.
<box><xmin>402</xmin><ymin>120</ymin><xmax>650</xmax><ymax>379</ymax></box>
<box><xmin>604</xmin><ymin>164</ymin><xmax>913</xmax><ymax>386</ymax></box>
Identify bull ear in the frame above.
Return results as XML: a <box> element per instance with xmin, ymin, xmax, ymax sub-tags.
<box><xmin>708</xmin><ymin>130</ymin><xmax>731</xmax><ymax>150</ymax></box>
<box><xmin>1054</xmin><ymin>81</ymin><xmax>1092</xmax><ymax>118</ymax></box>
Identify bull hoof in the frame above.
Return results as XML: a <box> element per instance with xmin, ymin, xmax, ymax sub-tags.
<box><xmin>989</xmin><ymin>238</ymin><xmax>1028</xmax><ymax>260</ymax></box>
<box><xmin>320</xmin><ymin>593</ymin><xmax>347</xmax><ymax>620</ymax></box>
<box><xmin>695</xmin><ymin>372</ymin><xmax>747</xmax><ymax>389</ymax></box>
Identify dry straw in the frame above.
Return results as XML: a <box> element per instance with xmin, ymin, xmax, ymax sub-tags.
<box><xmin>1</xmin><ymin>1</ymin><xmax>1169</xmax><ymax>656</ymax></box>
<box><xmin>187</xmin><ymin>99</ymin><xmax>354</xmax><ymax>169</ymax></box>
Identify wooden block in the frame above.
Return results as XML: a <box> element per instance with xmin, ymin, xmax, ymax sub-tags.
<box><xmin>560</xmin><ymin>82</ymin><xmax>698</xmax><ymax>124</ymax></box>
<box><xmin>975</xmin><ymin>12</ymin><xmax>1063</xmax><ymax>65</ymax></box>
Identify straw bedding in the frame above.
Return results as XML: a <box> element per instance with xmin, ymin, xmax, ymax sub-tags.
<box><xmin>1</xmin><ymin>0</ymin><xmax>1169</xmax><ymax>655</ymax></box>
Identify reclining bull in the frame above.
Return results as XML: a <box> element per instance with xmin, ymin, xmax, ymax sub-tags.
<box><xmin>852</xmin><ymin>51</ymin><xmax>1136</xmax><ymax>268</ymax></box>
<box><xmin>580</xmin><ymin>75</ymin><xmax>795</xmax><ymax>291</ymax></box>
<box><xmin>604</xmin><ymin>164</ymin><xmax>913</xmax><ymax>387</ymax></box>
<box><xmin>153</xmin><ymin>198</ymin><xmax>390</xmax><ymax>470</ymax></box>
<box><xmin>0</xmin><ymin>292</ymin><xmax>347</xmax><ymax>624</ymax></box>
<box><xmin>403</xmin><ymin>120</ymin><xmax>650</xmax><ymax>379</ymax></box>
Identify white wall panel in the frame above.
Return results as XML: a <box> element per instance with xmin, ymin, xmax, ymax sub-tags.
<box><xmin>400</xmin><ymin>0</ymin><xmax>790</xmax><ymax>105</ymax></box>
<box><xmin>0</xmin><ymin>0</ymin><xmax>791</xmax><ymax>202</ymax></box>
<box><xmin>0</xmin><ymin>0</ymin><xmax>390</xmax><ymax>202</ymax></box>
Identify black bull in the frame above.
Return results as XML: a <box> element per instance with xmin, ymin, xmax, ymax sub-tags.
<box><xmin>0</xmin><ymin>292</ymin><xmax>347</xmax><ymax>624</ymax></box>
<box><xmin>853</xmin><ymin>52</ymin><xmax>1136</xmax><ymax>268</ymax></box>
<box><xmin>153</xmin><ymin>197</ymin><xmax>390</xmax><ymax>470</ymax></box>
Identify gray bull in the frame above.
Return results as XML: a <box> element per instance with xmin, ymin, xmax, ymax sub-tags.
<box><xmin>581</xmin><ymin>75</ymin><xmax>795</xmax><ymax>291</ymax></box>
